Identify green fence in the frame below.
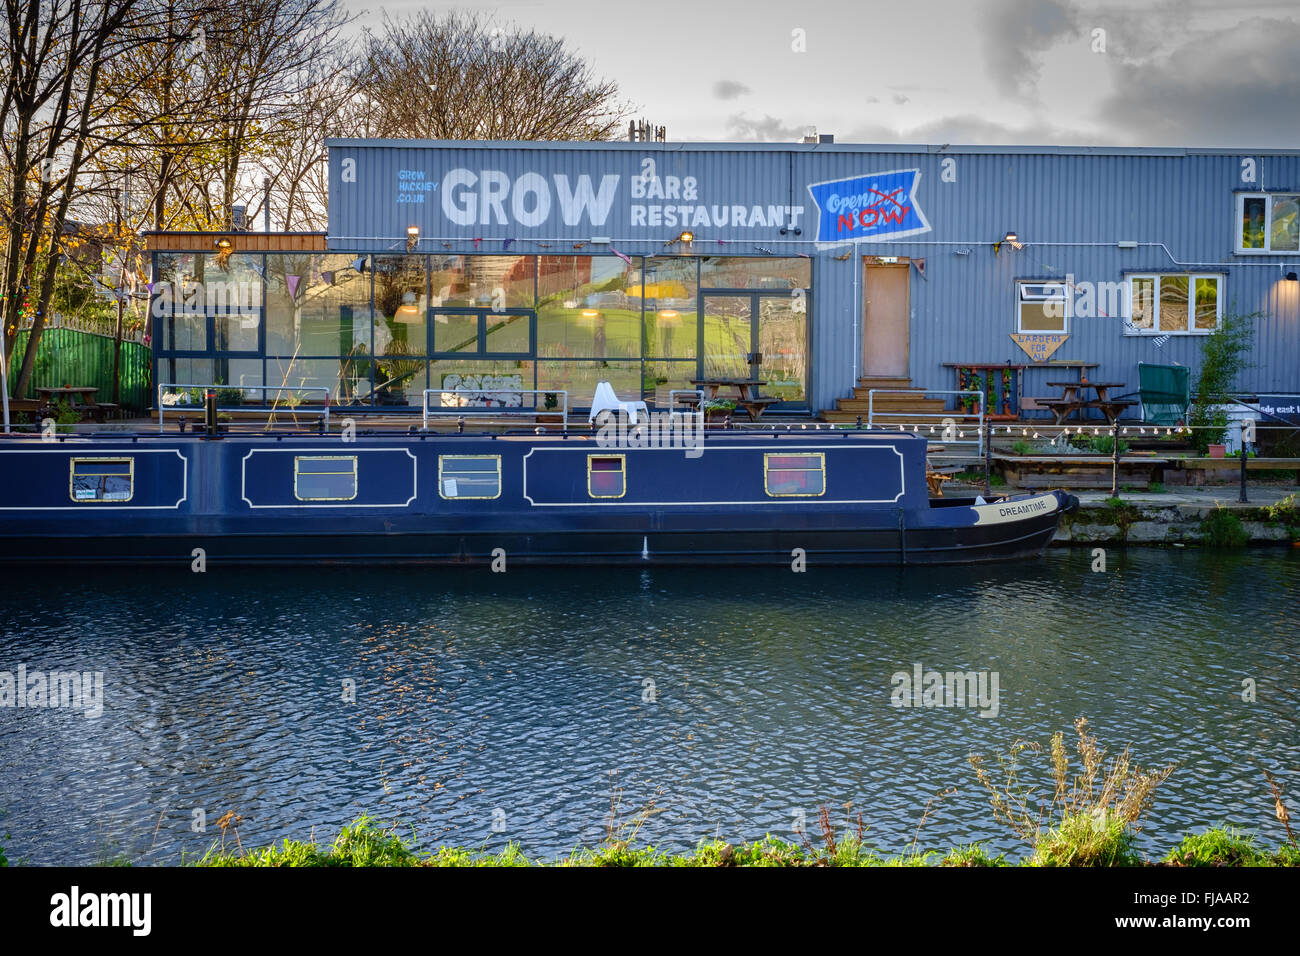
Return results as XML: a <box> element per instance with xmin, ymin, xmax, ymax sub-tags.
<box><xmin>6</xmin><ymin>326</ymin><xmax>152</xmax><ymax>413</ymax></box>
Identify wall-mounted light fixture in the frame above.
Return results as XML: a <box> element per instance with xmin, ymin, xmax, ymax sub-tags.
<box><xmin>214</xmin><ymin>237</ymin><xmax>233</xmax><ymax>251</ymax></box>
<box><xmin>1287</xmin><ymin>271</ymin><xmax>1298</xmax><ymax>282</ymax></box>
<box><xmin>1003</xmin><ymin>230</ymin><xmax>1023</xmax><ymax>250</ymax></box>
<box><xmin>672</xmin><ymin>231</ymin><xmax>694</xmax><ymax>247</ymax></box>
<box><xmin>406</xmin><ymin>225</ymin><xmax>420</xmax><ymax>252</ymax></box>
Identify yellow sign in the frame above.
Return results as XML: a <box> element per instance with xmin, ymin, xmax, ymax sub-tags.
<box><xmin>1010</xmin><ymin>333</ymin><xmax>1069</xmax><ymax>362</ymax></box>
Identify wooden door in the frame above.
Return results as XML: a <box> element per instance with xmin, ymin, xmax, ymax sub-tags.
<box><xmin>862</xmin><ymin>263</ymin><xmax>910</xmax><ymax>377</ymax></box>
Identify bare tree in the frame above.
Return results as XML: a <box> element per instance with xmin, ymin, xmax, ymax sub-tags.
<box><xmin>354</xmin><ymin>11</ymin><xmax>626</xmax><ymax>142</ymax></box>
<box><xmin>1</xmin><ymin>0</ymin><xmax>147</xmax><ymax>398</ymax></box>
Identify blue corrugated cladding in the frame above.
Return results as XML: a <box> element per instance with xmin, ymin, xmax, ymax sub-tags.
<box><xmin>327</xmin><ymin>140</ymin><xmax>1300</xmax><ymax>408</ymax></box>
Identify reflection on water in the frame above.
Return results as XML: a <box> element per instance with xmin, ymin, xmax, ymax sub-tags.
<box><xmin>0</xmin><ymin>548</ymin><xmax>1296</xmax><ymax>864</ymax></box>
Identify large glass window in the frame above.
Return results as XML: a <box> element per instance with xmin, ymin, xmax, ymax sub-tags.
<box><xmin>701</xmin><ymin>256</ymin><xmax>811</xmax><ymax>289</ymax></box>
<box><xmin>373</xmin><ymin>255</ymin><xmax>428</xmax><ymax>405</ymax></box>
<box><xmin>643</xmin><ymin>257</ymin><xmax>698</xmax><ymax>360</ymax></box>
<box><xmin>1238</xmin><ymin>193</ymin><xmax>1299</xmax><ymax>252</ymax></box>
<box><xmin>537</xmin><ymin>256</ymin><xmax>642</xmax><ymax>360</ymax></box>
<box><xmin>430</xmin><ymin>255</ymin><xmax>535</xmax><ymax>308</ymax></box>
<box><xmin>1125</xmin><ymin>274</ymin><xmax>1220</xmax><ymax>334</ymax></box>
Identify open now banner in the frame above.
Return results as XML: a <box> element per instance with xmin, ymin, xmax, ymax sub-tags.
<box><xmin>807</xmin><ymin>168</ymin><xmax>931</xmax><ymax>244</ymax></box>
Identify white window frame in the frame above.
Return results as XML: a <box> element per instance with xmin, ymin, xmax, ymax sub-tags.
<box><xmin>1015</xmin><ymin>280</ymin><xmax>1070</xmax><ymax>333</ymax></box>
<box><xmin>1235</xmin><ymin>192</ymin><xmax>1300</xmax><ymax>254</ymax></box>
<box><xmin>1122</xmin><ymin>273</ymin><xmax>1222</xmax><ymax>336</ymax></box>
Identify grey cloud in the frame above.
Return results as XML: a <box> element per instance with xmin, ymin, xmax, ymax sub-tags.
<box><xmin>1094</xmin><ymin>15</ymin><xmax>1300</xmax><ymax>147</ymax></box>
<box><xmin>981</xmin><ymin>0</ymin><xmax>1085</xmax><ymax>102</ymax></box>
<box><xmin>840</xmin><ymin>114</ymin><xmax>1111</xmax><ymax>147</ymax></box>
<box><xmin>725</xmin><ymin>113</ymin><xmax>809</xmax><ymax>141</ymax></box>
<box><xmin>712</xmin><ymin>80</ymin><xmax>751</xmax><ymax>100</ymax></box>
<box><xmin>892</xmin><ymin>94</ymin><xmax>909</xmax><ymax>105</ymax></box>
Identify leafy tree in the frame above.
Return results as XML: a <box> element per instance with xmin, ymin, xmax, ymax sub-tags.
<box><xmin>1188</xmin><ymin>309</ymin><xmax>1256</xmax><ymax>454</ymax></box>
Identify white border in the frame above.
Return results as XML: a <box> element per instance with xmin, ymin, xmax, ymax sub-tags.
<box><xmin>521</xmin><ymin>443</ymin><xmax>907</xmax><ymax>507</ymax></box>
<box><xmin>241</xmin><ymin>447</ymin><xmax>418</xmax><ymax>509</ymax></box>
<box><xmin>0</xmin><ymin>448</ymin><xmax>187</xmax><ymax>511</ymax></box>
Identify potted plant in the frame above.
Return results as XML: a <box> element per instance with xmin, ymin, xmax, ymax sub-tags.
<box><xmin>705</xmin><ymin>398</ymin><xmax>737</xmax><ymax>422</ymax></box>
<box><xmin>538</xmin><ymin>391</ymin><xmax>563</xmax><ymax>424</ymax></box>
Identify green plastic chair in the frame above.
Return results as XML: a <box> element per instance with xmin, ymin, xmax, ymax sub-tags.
<box><xmin>1137</xmin><ymin>362</ymin><xmax>1190</xmax><ymax>425</ymax></box>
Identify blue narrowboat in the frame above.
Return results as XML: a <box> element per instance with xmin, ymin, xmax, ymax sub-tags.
<box><xmin>0</xmin><ymin>428</ymin><xmax>1075</xmax><ymax>565</ymax></box>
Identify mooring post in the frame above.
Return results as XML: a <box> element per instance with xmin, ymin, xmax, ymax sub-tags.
<box><xmin>984</xmin><ymin>415</ymin><xmax>992</xmax><ymax>498</ymax></box>
<box><xmin>1239</xmin><ymin>419</ymin><xmax>1249</xmax><ymax>503</ymax></box>
<box><xmin>1110</xmin><ymin>421</ymin><xmax>1120</xmax><ymax>498</ymax></box>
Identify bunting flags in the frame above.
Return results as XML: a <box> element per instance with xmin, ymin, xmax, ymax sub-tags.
<box><xmin>609</xmin><ymin>247</ymin><xmax>631</xmax><ymax>265</ymax></box>
<box><xmin>286</xmin><ymin>274</ymin><xmax>300</xmax><ymax>298</ymax></box>
<box><xmin>911</xmin><ymin>257</ymin><xmax>927</xmax><ymax>280</ymax></box>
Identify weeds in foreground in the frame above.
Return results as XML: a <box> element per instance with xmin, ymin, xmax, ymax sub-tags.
<box><xmin>969</xmin><ymin>717</ymin><xmax>1176</xmax><ymax>866</ymax></box>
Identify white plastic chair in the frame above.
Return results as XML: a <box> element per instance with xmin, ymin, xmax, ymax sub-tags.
<box><xmin>588</xmin><ymin>381</ymin><xmax>648</xmax><ymax>425</ymax></box>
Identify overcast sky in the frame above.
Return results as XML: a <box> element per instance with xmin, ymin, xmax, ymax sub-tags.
<box><xmin>345</xmin><ymin>0</ymin><xmax>1300</xmax><ymax>148</ymax></box>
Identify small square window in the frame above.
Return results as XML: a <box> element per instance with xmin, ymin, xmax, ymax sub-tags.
<box><xmin>1016</xmin><ymin>281</ymin><xmax>1068</xmax><ymax>333</ymax></box>
<box><xmin>70</xmin><ymin>458</ymin><xmax>133</xmax><ymax>502</ymax></box>
<box><xmin>295</xmin><ymin>456</ymin><xmax>357</xmax><ymax>501</ymax></box>
<box><xmin>764</xmin><ymin>453</ymin><xmax>825</xmax><ymax>497</ymax></box>
<box><xmin>588</xmin><ymin>455</ymin><xmax>626</xmax><ymax>498</ymax></box>
<box><xmin>439</xmin><ymin>455</ymin><xmax>502</xmax><ymax>499</ymax></box>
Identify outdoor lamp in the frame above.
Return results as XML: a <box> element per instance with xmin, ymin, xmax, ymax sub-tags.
<box><xmin>214</xmin><ymin>237</ymin><xmax>233</xmax><ymax>251</ymax></box>
<box><xmin>676</xmin><ymin>231</ymin><xmax>694</xmax><ymax>245</ymax></box>
<box><xmin>406</xmin><ymin>225</ymin><xmax>420</xmax><ymax>252</ymax></box>
<box><xmin>1287</xmin><ymin>271</ymin><xmax>1298</xmax><ymax>281</ymax></box>
<box><xmin>1004</xmin><ymin>231</ymin><xmax>1023</xmax><ymax>250</ymax></box>
<box><xmin>395</xmin><ymin>291</ymin><xmax>421</xmax><ymax>323</ymax></box>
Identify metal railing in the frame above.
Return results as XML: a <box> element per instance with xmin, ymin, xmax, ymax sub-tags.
<box><xmin>421</xmin><ymin>388</ymin><xmax>569</xmax><ymax>431</ymax></box>
<box><xmin>867</xmin><ymin>388</ymin><xmax>986</xmax><ymax>456</ymax></box>
<box><xmin>157</xmin><ymin>383</ymin><xmax>331</xmax><ymax>433</ymax></box>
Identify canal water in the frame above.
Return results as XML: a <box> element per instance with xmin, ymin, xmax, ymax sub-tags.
<box><xmin>1</xmin><ymin>548</ymin><xmax>1296</xmax><ymax>865</ymax></box>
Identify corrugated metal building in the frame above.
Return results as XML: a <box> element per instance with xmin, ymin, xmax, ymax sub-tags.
<box><xmin>150</xmin><ymin>140</ymin><xmax>1300</xmax><ymax>416</ymax></box>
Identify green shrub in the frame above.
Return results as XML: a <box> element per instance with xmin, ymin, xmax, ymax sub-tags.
<box><xmin>1163</xmin><ymin>828</ymin><xmax>1272</xmax><ymax>867</ymax></box>
<box><xmin>1033</xmin><ymin>808</ymin><xmax>1141</xmax><ymax>867</ymax></box>
<box><xmin>1189</xmin><ymin>310</ymin><xmax>1257</xmax><ymax>453</ymax></box>
<box><xmin>1011</xmin><ymin>439</ymin><xmax>1034</xmax><ymax>455</ymax></box>
<box><xmin>941</xmin><ymin>843</ymin><xmax>1009</xmax><ymax>867</ymax></box>
<box><xmin>1200</xmin><ymin>505</ymin><xmax>1248</xmax><ymax>547</ymax></box>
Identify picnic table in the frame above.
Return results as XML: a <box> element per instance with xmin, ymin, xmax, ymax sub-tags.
<box><xmin>680</xmin><ymin>377</ymin><xmax>780</xmax><ymax>421</ymax></box>
<box><xmin>1041</xmin><ymin>380</ymin><xmax>1136</xmax><ymax>424</ymax></box>
<box><xmin>34</xmin><ymin>386</ymin><xmax>118</xmax><ymax>423</ymax></box>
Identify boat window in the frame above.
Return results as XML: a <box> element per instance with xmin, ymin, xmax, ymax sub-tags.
<box><xmin>439</xmin><ymin>455</ymin><xmax>502</xmax><ymax>499</ymax></box>
<box><xmin>588</xmin><ymin>455</ymin><xmax>626</xmax><ymax>498</ymax></box>
<box><xmin>294</xmin><ymin>456</ymin><xmax>358</xmax><ymax>501</ymax></box>
<box><xmin>70</xmin><ymin>458</ymin><xmax>134</xmax><ymax>502</ymax></box>
<box><xmin>764</xmin><ymin>453</ymin><xmax>825</xmax><ymax>497</ymax></box>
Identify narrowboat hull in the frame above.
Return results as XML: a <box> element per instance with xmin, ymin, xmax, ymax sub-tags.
<box><xmin>0</xmin><ymin>432</ymin><xmax>1075</xmax><ymax>566</ymax></box>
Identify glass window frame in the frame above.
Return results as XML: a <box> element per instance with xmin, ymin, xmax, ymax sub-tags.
<box><xmin>1123</xmin><ymin>273</ymin><xmax>1222</xmax><ymax>335</ymax></box>
<box><xmin>1015</xmin><ymin>279</ymin><xmax>1070</xmax><ymax>334</ymax></box>
<box><xmin>294</xmin><ymin>455</ymin><xmax>358</xmax><ymax>502</ymax></box>
<box><xmin>69</xmin><ymin>457</ymin><xmax>134</xmax><ymax>503</ymax></box>
<box><xmin>587</xmin><ymin>453</ymin><xmax>627</xmax><ymax>499</ymax></box>
<box><xmin>431</xmin><ymin>307</ymin><xmax>536</xmax><ymax>359</ymax></box>
<box><xmin>1236</xmin><ymin>192</ymin><xmax>1300</xmax><ymax>254</ymax></box>
<box><xmin>438</xmin><ymin>454</ymin><xmax>503</xmax><ymax>500</ymax></box>
<box><xmin>763</xmin><ymin>452</ymin><xmax>826</xmax><ymax>498</ymax></box>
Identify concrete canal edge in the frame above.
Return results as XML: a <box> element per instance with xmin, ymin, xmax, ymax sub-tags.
<box><xmin>1049</xmin><ymin>488</ymin><xmax>1300</xmax><ymax>546</ymax></box>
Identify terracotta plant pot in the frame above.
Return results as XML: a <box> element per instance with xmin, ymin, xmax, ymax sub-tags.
<box><xmin>1208</xmin><ymin>444</ymin><xmax>1226</xmax><ymax>458</ymax></box>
